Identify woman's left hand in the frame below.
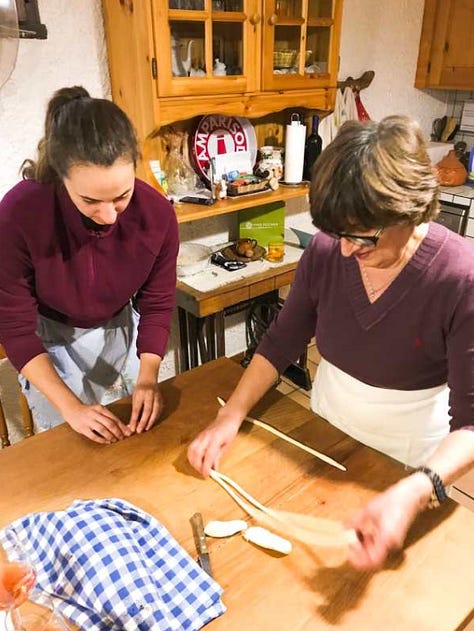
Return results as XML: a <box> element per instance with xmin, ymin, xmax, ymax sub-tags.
<box><xmin>130</xmin><ymin>380</ymin><xmax>163</xmax><ymax>433</ymax></box>
<box><xmin>347</xmin><ymin>473</ymin><xmax>432</xmax><ymax>570</ymax></box>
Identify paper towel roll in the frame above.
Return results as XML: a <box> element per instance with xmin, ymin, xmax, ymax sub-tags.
<box><xmin>284</xmin><ymin>116</ymin><xmax>306</xmax><ymax>184</ymax></box>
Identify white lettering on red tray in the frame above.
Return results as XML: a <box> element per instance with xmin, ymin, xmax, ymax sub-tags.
<box><xmin>192</xmin><ymin>115</ymin><xmax>254</xmax><ymax>181</ymax></box>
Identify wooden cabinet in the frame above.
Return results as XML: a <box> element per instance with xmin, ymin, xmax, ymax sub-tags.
<box><xmin>102</xmin><ymin>0</ymin><xmax>342</xmax><ymax>134</ymax></box>
<box><xmin>415</xmin><ymin>0</ymin><xmax>474</xmax><ymax>90</ymax></box>
<box><xmin>152</xmin><ymin>0</ymin><xmax>261</xmax><ymax>98</ymax></box>
<box><xmin>262</xmin><ymin>0</ymin><xmax>342</xmax><ymax>92</ymax></box>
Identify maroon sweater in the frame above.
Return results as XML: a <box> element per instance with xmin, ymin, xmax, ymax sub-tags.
<box><xmin>258</xmin><ymin>223</ymin><xmax>474</xmax><ymax>432</ymax></box>
<box><xmin>0</xmin><ymin>179</ymin><xmax>179</xmax><ymax>371</ymax></box>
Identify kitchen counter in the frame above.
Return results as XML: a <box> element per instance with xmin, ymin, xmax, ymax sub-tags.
<box><xmin>1</xmin><ymin>357</ymin><xmax>474</xmax><ymax>630</ymax></box>
<box><xmin>440</xmin><ymin>184</ymin><xmax>474</xmax><ymax>200</ymax></box>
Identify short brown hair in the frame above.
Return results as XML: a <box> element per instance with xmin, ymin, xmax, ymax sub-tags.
<box><xmin>309</xmin><ymin>115</ymin><xmax>440</xmax><ymax>233</ymax></box>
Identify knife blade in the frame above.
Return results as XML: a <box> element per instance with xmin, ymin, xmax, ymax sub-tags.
<box><xmin>190</xmin><ymin>512</ymin><xmax>213</xmax><ymax>578</ymax></box>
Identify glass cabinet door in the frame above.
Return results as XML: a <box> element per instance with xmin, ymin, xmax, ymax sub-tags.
<box><xmin>262</xmin><ymin>0</ymin><xmax>341</xmax><ymax>91</ymax></box>
<box><xmin>153</xmin><ymin>0</ymin><xmax>259</xmax><ymax>97</ymax></box>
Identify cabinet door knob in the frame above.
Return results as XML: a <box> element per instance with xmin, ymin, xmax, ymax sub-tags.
<box><xmin>268</xmin><ymin>13</ymin><xmax>278</xmax><ymax>25</ymax></box>
<box><xmin>249</xmin><ymin>13</ymin><xmax>261</xmax><ymax>25</ymax></box>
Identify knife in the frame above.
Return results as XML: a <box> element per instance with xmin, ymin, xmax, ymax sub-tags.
<box><xmin>190</xmin><ymin>512</ymin><xmax>213</xmax><ymax>578</ymax></box>
<box><xmin>217</xmin><ymin>396</ymin><xmax>346</xmax><ymax>471</ymax></box>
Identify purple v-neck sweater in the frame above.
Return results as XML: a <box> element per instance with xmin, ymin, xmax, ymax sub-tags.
<box><xmin>258</xmin><ymin>223</ymin><xmax>474</xmax><ymax>432</ymax></box>
<box><xmin>0</xmin><ymin>178</ymin><xmax>179</xmax><ymax>371</ymax></box>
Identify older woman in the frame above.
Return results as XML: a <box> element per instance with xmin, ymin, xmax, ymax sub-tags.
<box><xmin>188</xmin><ymin>115</ymin><xmax>474</xmax><ymax>569</ymax></box>
<box><xmin>0</xmin><ymin>87</ymin><xmax>179</xmax><ymax>444</ymax></box>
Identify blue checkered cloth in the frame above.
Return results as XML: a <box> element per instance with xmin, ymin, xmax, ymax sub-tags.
<box><xmin>0</xmin><ymin>498</ymin><xmax>226</xmax><ymax>630</ymax></box>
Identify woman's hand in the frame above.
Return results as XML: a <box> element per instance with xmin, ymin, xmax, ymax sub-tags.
<box><xmin>130</xmin><ymin>380</ymin><xmax>163</xmax><ymax>433</ymax></box>
<box><xmin>347</xmin><ymin>473</ymin><xmax>432</xmax><ymax>570</ymax></box>
<box><xmin>187</xmin><ymin>412</ymin><xmax>242</xmax><ymax>477</ymax></box>
<box><xmin>63</xmin><ymin>402</ymin><xmax>132</xmax><ymax>444</ymax></box>
<box><xmin>129</xmin><ymin>352</ymin><xmax>163</xmax><ymax>433</ymax></box>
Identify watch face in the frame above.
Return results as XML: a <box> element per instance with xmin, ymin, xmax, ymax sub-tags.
<box><xmin>191</xmin><ymin>115</ymin><xmax>257</xmax><ymax>184</ymax></box>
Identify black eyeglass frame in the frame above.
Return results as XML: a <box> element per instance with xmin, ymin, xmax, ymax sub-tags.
<box><xmin>327</xmin><ymin>227</ymin><xmax>384</xmax><ymax>247</ymax></box>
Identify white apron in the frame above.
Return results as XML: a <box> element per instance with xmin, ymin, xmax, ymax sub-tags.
<box><xmin>311</xmin><ymin>358</ymin><xmax>450</xmax><ymax>467</ymax></box>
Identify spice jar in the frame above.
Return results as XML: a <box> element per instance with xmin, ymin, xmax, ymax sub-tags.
<box><xmin>256</xmin><ymin>146</ymin><xmax>283</xmax><ymax>180</ymax></box>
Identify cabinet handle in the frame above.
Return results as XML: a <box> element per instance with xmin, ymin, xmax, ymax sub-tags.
<box><xmin>268</xmin><ymin>13</ymin><xmax>278</xmax><ymax>25</ymax></box>
<box><xmin>249</xmin><ymin>13</ymin><xmax>261</xmax><ymax>25</ymax></box>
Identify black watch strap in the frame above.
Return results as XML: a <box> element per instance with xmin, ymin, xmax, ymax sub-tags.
<box><xmin>413</xmin><ymin>466</ymin><xmax>448</xmax><ymax>509</ymax></box>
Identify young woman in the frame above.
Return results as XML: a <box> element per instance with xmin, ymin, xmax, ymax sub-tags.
<box><xmin>188</xmin><ymin>115</ymin><xmax>474</xmax><ymax>570</ymax></box>
<box><xmin>0</xmin><ymin>86</ymin><xmax>179</xmax><ymax>444</ymax></box>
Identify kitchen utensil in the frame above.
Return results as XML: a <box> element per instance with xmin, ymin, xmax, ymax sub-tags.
<box><xmin>209</xmin><ymin>470</ymin><xmax>357</xmax><ymax>548</ymax></box>
<box><xmin>431</xmin><ymin>117</ymin><xmax>447</xmax><ymax>142</ymax></box>
<box><xmin>440</xmin><ymin>117</ymin><xmax>458</xmax><ymax>143</ymax></box>
<box><xmin>0</xmin><ymin>0</ymin><xmax>19</xmax><ymax>89</ymax></box>
<box><xmin>217</xmin><ymin>396</ymin><xmax>346</xmax><ymax>471</ymax></box>
<box><xmin>446</xmin><ymin>123</ymin><xmax>460</xmax><ymax>142</ymax></box>
<box><xmin>454</xmin><ymin>141</ymin><xmax>467</xmax><ymax>159</ymax></box>
<box><xmin>210</xmin><ymin>253</ymin><xmax>247</xmax><ymax>272</ymax></box>
<box><xmin>179</xmin><ymin>196</ymin><xmax>216</xmax><ymax>205</ymax></box>
<box><xmin>190</xmin><ymin>513</ymin><xmax>213</xmax><ymax>577</ymax></box>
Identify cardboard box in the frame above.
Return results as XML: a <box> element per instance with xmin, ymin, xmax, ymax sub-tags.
<box><xmin>238</xmin><ymin>201</ymin><xmax>285</xmax><ymax>249</ymax></box>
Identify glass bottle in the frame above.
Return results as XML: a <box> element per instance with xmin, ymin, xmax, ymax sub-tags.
<box><xmin>303</xmin><ymin>115</ymin><xmax>322</xmax><ymax>182</ymax></box>
<box><xmin>163</xmin><ymin>130</ymin><xmax>199</xmax><ymax>196</ymax></box>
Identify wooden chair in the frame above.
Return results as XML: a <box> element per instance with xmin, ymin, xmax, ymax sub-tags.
<box><xmin>0</xmin><ymin>345</ymin><xmax>34</xmax><ymax>448</ymax></box>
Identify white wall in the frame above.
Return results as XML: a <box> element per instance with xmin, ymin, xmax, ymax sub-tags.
<box><xmin>0</xmin><ymin>0</ymin><xmax>453</xmax><ymax>438</ymax></box>
<box><xmin>339</xmin><ymin>0</ymin><xmax>447</xmax><ymax>134</ymax></box>
<box><xmin>0</xmin><ymin>1</ymin><xmax>110</xmax><ymax>196</ymax></box>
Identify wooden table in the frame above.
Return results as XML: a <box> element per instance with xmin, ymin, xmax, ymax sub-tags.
<box><xmin>1</xmin><ymin>358</ymin><xmax>474</xmax><ymax>630</ymax></box>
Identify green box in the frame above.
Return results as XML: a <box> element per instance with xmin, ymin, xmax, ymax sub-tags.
<box><xmin>238</xmin><ymin>201</ymin><xmax>285</xmax><ymax>248</ymax></box>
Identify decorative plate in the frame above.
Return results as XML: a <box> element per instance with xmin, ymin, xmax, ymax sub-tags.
<box><xmin>191</xmin><ymin>115</ymin><xmax>258</xmax><ymax>184</ymax></box>
<box><xmin>221</xmin><ymin>244</ymin><xmax>267</xmax><ymax>262</ymax></box>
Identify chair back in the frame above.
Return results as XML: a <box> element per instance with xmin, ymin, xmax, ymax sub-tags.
<box><xmin>0</xmin><ymin>345</ymin><xmax>34</xmax><ymax>447</ymax></box>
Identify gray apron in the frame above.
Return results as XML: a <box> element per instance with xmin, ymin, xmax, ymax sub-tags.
<box><xmin>20</xmin><ymin>304</ymin><xmax>140</xmax><ymax>432</ymax></box>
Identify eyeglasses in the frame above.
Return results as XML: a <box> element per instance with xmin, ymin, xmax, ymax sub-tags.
<box><xmin>326</xmin><ymin>227</ymin><xmax>384</xmax><ymax>247</ymax></box>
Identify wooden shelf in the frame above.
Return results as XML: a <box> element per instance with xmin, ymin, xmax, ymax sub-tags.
<box><xmin>174</xmin><ymin>184</ymin><xmax>309</xmax><ymax>223</ymax></box>
<box><xmin>156</xmin><ymin>90</ymin><xmax>333</xmax><ymax>127</ymax></box>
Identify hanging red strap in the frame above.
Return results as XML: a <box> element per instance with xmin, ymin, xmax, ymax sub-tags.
<box><xmin>355</xmin><ymin>93</ymin><xmax>371</xmax><ymax>121</ymax></box>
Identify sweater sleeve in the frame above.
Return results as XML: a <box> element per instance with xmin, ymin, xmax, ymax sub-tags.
<box><xmin>447</xmin><ymin>273</ymin><xmax>474</xmax><ymax>433</ymax></box>
<box><xmin>0</xmin><ymin>211</ymin><xmax>46</xmax><ymax>371</ymax></box>
<box><xmin>134</xmin><ymin>208</ymin><xmax>179</xmax><ymax>359</ymax></box>
<box><xmin>257</xmin><ymin>244</ymin><xmax>319</xmax><ymax>373</ymax></box>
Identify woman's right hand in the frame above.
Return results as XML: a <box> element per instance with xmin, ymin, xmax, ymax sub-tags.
<box><xmin>187</xmin><ymin>413</ymin><xmax>242</xmax><ymax>477</ymax></box>
<box><xmin>62</xmin><ymin>402</ymin><xmax>132</xmax><ymax>444</ymax></box>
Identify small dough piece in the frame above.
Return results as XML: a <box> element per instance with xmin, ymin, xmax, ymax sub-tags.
<box><xmin>204</xmin><ymin>519</ymin><xmax>248</xmax><ymax>538</ymax></box>
<box><xmin>243</xmin><ymin>526</ymin><xmax>292</xmax><ymax>555</ymax></box>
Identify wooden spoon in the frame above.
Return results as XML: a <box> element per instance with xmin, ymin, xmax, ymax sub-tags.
<box><xmin>217</xmin><ymin>396</ymin><xmax>346</xmax><ymax>471</ymax></box>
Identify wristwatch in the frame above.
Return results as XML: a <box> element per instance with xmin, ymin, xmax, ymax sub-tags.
<box><xmin>413</xmin><ymin>466</ymin><xmax>448</xmax><ymax>509</ymax></box>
